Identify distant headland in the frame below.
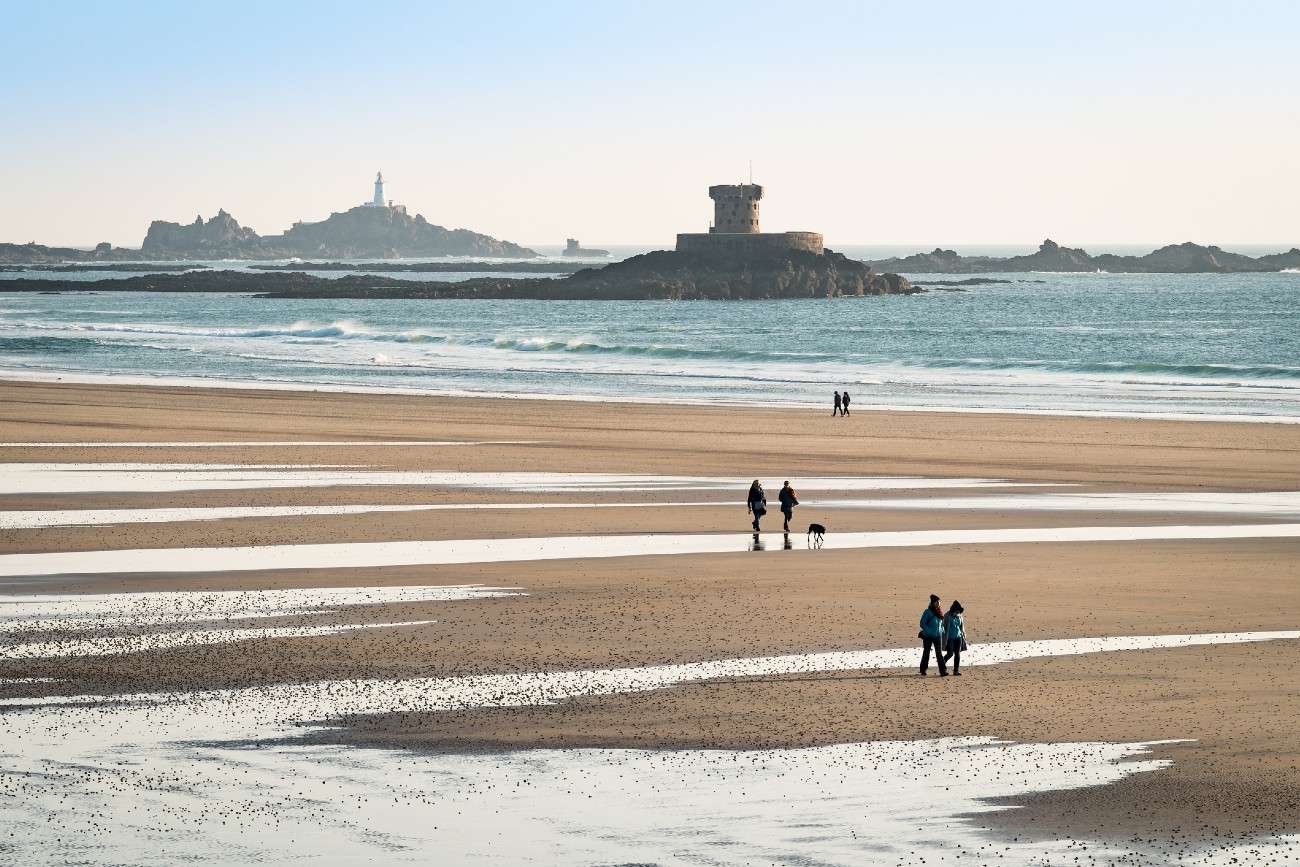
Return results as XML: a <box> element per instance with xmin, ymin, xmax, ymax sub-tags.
<box><xmin>0</xmin><ymin>173</ymin><xmax>537</xmax><ymax>263</ymax></box>
<box><xmin>869</xmin><ymin>239</ymin><xmax>1300</xmax><ymax>274</ymax></box>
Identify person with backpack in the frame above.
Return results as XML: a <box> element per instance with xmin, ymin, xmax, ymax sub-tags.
<box><xmin>747</xmin><ymin>479</ymin><xmax>767</xmax><ymax>532</ymax></box>
<box><xmin>941</xmin><ymin>600</ymin><xmax>966</xmax><ymax>676</ymax></box>
<box><xmin>918</xmin><ymin>594</ymin><xmax>948</xmax><ymax>676</ymax></box>
<box><xmin>777</xmin><ymin>480</ymin><xmax>799</xmax><ymax>532</ymax></box>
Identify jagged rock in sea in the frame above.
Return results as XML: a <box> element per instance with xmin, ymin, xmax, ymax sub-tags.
<box><xmin>141</xmin><ymin>210</ymin><xmax>266</xmax><ymax>258</ymax></box>
<box><xmin>561</xmin><ymin>239</ymin><xmax>611</xmax><ymax>258</ymax></box>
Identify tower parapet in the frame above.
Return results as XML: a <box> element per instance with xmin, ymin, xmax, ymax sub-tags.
<box><xmin>709</xmin><ymin>184</ymin><xmax>762</xmax><ymax>234</ymax></box>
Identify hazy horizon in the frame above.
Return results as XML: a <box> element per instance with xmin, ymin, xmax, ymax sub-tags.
<box><xmin>4</xmin><ymin>1</ymin><xmax>1298</xmax><ymax>248</ymax></box>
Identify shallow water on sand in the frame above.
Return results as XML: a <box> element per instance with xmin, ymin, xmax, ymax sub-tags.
<box><xmin>4</xmin><ymin>523</ymin><xmax>1298</xmax><ymax>578</ymax></box>
<box><xmin>2</xmin><ymin>622</ymin><xmax>1298</xmax><ymax>865</ymax></box>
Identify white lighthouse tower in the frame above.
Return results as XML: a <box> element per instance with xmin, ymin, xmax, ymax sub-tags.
<box><xmin>366</xmin><ymin>172</ymin><xmax>385</xmax><ymax>207</ymax></box>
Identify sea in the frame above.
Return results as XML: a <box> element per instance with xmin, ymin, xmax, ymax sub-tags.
<box><xmin>2</xmin><ymin>246</ymin><xmax>1298</xmax><ymax>421</ymax></box>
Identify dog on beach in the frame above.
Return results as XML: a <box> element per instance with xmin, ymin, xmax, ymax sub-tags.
<box><xmin>807</xmin><ymin>523</ymin><xmax>826</xmax><ymax>545</ymax></box>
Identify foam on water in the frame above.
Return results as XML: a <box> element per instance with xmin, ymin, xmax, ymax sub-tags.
<box><xmin>3</xmin><ymin>523</ymin><xmax>1297</xmax><ymax>578</ymax></box>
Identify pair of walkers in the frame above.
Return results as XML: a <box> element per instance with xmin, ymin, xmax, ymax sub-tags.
<box><xmin>919</xmin><ymin>594</ymin><xmax>966</xmax><ymax>676</ymax></box>
<box><xmin>833</xmin><ymin>390</ymin><xmax>852</xmax><ymax>416</ymax></box>
<box><xmin>747</xmin><ymin>480</ymin><xmax>798</xmax><ymax>532</ymax></box>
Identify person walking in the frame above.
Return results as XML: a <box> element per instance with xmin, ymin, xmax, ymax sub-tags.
<box><xmin>919</xmin><ymin>594</ymin><xmax>948</xmax><ymax>676</ymax></box>
<box><xmin>747</xmin><ymin>479</ymin><xmax>767</xmax><ymax>532</ymax></box>
<box><xmin>777</xmin><ymin>480</ymin><xmax>799</xmax><ymax>532</ymax></box>
<box><xmin>841</xmin><ymin>390</ymin><xmax>851</xmax><ymax>416</ymax></box>
<box><xmin>833</xmin><ymin>391</ymin><xmax>842</xmax><ymax>416</ymax></box>
<box><xmin>941</xmin><ymin>600</ymin><xmax>965</xmax><ymax>675</ymax></box>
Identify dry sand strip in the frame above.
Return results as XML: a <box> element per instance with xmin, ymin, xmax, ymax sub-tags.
<box><xmin>2</xmin><ymin>379</ymin><xmax>1298</xmax><ymax>489</ymax></box>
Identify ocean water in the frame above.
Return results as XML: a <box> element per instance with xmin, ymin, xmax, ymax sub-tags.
<box><xmin>1</xmin><ymin>269</ymin><xmax>1298</xmax><ymax>419</ymax></box>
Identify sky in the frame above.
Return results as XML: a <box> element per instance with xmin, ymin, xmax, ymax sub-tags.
<box><xmin>2</xmin><ymin>0</ymin><xmax>1298</xmax><ymax>250</ymax></box>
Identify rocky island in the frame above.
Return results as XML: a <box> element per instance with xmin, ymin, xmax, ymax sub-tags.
<box><xmin>870</xmin><ymin>239</ymin><xmax>1300</xmax><ymax>273</ymax></box>
<box><xmin>0</xmin><ymin>173</ymin><xmax>536</xmax><ymax>263</ymax></box>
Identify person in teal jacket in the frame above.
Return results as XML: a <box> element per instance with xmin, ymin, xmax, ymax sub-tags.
<box><xmin>941</xmin><ymin>600</ymin><xmax>965</xmax><ymax>676</ymax></box>
<box><xmin>919</xmin><ymin>594</ymin><xmax>947</xmax><ymax>676</ymax></box>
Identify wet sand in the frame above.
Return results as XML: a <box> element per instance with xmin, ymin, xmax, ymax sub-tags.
<box><xmin>3</xmin><ymin>379</ymin><xmax>1300</xmax><ymax>857</ymax></box>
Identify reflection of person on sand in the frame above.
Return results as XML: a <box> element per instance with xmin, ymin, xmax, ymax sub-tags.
<box><xmin>942</xmin><ymin>600</ymin><xmax>966</xmax><ymax>675</ymax></box>
<box><xmin>747</xmin><ymin>480</ymin><xmax>766</xmax><ymax>531</ymax></box>
<box><xmin>778</xmin><ymin>481</ymin><xmax>799</xmax><ymax>532</ymax></box>
<box><xmin>919</xmin><ymin>594</ymin><xmax>948</xmax><ymax>677</ymax></box>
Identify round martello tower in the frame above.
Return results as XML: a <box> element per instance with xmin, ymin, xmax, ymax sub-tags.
<box><xmin>709</xmin><ymin>184</ymin><xmax>763</xmax><ymax>234</ymax></box>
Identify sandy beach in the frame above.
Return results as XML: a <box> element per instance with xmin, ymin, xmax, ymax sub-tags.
<box><xmin>2</xmin><ymin>378</ymin><xmax>1299</xmax><ymax>861</ymax></box>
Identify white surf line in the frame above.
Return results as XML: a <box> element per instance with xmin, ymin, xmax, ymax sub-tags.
<box><xmin>2</xmin><ymin>523</ymin><xmax>1297</xmax><ymax>578</ymax></box>
<box><xmin>0</xmin><ymin>440</ymin><xmax>538</xmax><ymax>447</ymax></box>
<box><xmin>814</xmin><ymin>491</ymin><xmax>1300</xmax><ymax>517</ymax></box>
<box><xmin>1</xmin><ymin>501</ymin><xmax>718</xmax><ymax>529</ymax></box>
<box><xmin>0</xmin><ymin>464</ymin><xmax>1053</xmax><ymax>495</ymax></box>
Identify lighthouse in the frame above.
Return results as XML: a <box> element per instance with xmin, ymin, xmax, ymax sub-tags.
<box><xmin>366</xmin><ymin>172</ymin><xmax>385</xmax><ymax>207</ymax></box>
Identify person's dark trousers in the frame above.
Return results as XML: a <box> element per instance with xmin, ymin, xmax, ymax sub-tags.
<box><xmin>782</xmin><ymin>508</ymin><xmax>792</xmax><ymax>531</ymax></box>
<box><xmin>920</xmin><ymin>636</ymin><xmax>947</xmax><ymax>675</ymax></box>
<box><xmin>942</xmin><ymin>639</ymin><xmax>961</xmax><ymax>673</ymax></box>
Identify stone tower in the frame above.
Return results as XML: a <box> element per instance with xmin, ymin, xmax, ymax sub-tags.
<box><xmin>709</xmin><ymin>184</ymin><xmax>763</xmax><ymax>234</ymax></box>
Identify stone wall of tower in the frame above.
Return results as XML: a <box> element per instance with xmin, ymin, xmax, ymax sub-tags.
<box><xmin>709</xmin><ymin>184</ymin><xmax>763</xmax><ymax>234</ymax></box>
<box><xmin>676</xmin><ymin>231</ymin><xmax>825</xmax><ymax>256</ymax></box>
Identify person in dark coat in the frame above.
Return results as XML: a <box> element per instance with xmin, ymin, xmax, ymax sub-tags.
<box><xmin>833</xmin><ymin>391</ymin><xmax>842</xmax><ymax>416</ymax></box>
<box><xmin>941</xmin><ymin>600</ymin><xmax>966</xmax><ymax>675</ymax></box>
<box><xmin>919</xmin><ymin>594</ymin><xmax>948</xmax><ymax>676</ymax></box>
<box><xmin>777</xmin><ymin>480</ymin><xmax>799</xmax><ymax>532</ymax></box>
<box><xmin>841</xmin><ymin>390</ymin><xmax>851</xmax><ymax>416</ymax></box>
<box><xmin>747</xmin><ymin>480</ymin><xmax>767</xmax><ymax>532</ymax></box>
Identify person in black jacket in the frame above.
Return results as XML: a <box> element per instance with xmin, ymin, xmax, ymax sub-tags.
<box><xmin>833</xmin><ymin>391</ymin><xmax>842</xmax><ymax>416</ymax></box>
<box><xmin>777</xmin><ymin>480</ymin><xmax>798</xmax><ymax>532</ymax></box>
<box><xmin>747</xmin><ymin>480</ymin><xmax>766</xmax><ymax>531</ymax></box>
<box><xmin>841</xmin><ymin>390</ymin><xmax>851</xmax><ymax>416</ymax></box>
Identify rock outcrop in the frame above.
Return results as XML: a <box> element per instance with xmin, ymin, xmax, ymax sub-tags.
<box><xmin>5</xmin><ymin>205</ymin><xmax>537</xmax><ymax>262</ymax></box>
<box><xmin>141</xmin><ymin>210</ymin><xmax>264</xmax><ymax>258</ymax></box>
<box><xmin>871</xmin><ymin>240</ymin><xmax>1300</xmax><ymax>274</ymax></box>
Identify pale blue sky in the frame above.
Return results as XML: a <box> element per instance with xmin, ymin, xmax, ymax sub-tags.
<box><xmin>3</xmin><ymin>1</ymin><xmax>1298</xmax><ymax>248</ymax></box>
